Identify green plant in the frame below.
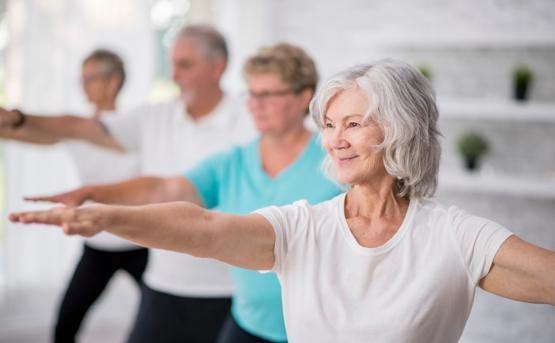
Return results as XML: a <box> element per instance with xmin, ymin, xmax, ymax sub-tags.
<box><xmin>418</xmin><ymin>65</ymin><xmax>432</xmax><ymax>80</ymax></box>
<box><xmin>456</xmin><ymin>132</ymin><xmax>489</xmax><ymax>159</ymax></box>
<box><xmin>513</xmin><ymin>65</ymin><xmax>533</xmax><ymax>101</ymax></box>
<box><xmin>513</xmin><ymin>66</ymin><xmax>533</xmax><ymax>88</ymax></box>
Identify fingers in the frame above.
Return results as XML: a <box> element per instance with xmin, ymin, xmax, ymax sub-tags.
<box><xmin>10</xmin><ymin>207</ymin><xmax>100</xmax><ymax>237</ymax></box>
<box><xmin>24</xmin><ymin>194</ymin><xmax>80</xmax><ymax>206</ymax></box>
<box><xmin>8</xmin><ymin>212</ymin><xmax>22</xmax><ymax>222</ymax></box>
<box><xmin>8</xmin><ymin>209</ymin><xmax>64</xmax><ymax>225</ymax></box>
<box><xmin>25</xmin><ymin>195</ymin><xmax>61</xmax><ymax>203</ymax></box>
<box><xmin>62</xmin><ymin>221</ymin><xmax>97</xmax><ymax>237</ymax></box>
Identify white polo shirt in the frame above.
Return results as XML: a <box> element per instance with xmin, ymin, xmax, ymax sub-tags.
<box><xmin>101</xmin><ymin>95</ymin><xmax>256</xmax><ymax>297</ymax></box>
<box><xmin>64</xmin><ymin>110</ymin><xmax>142</xmax><ymax>251</ymax></box>
<box><xmin>256</xmin><ymin>194</ymin><xmax>513</xmax><ymax>343</ymax></box>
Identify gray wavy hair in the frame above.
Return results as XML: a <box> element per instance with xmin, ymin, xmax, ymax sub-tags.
<box><xmin>310</xmin><ymin>59</ymin><xmax>441</xmax><ymax>198</ymax></box>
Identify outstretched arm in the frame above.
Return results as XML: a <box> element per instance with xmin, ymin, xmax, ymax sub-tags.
<box><xmin>9</xmin><ymin>202</ymin><xmax>276</xmax><ymax>270</ymax></box>
<box><xmin>480</xmin><ymin>235</ymin><xmax>555</xmax><ymax>305</ymax></box>
<box><xmin>25</xmin><ymin>176</ymin><xmax>202</xmax><ymax>207</ymax></box>
<box><xmin>0</xmin><ymin>125</ymin><xmax>59</xmax><ymax>144</ymax></box>
<box><xmin>0</xmin><ymin>107</ymin><xmax>122</xmax><ymax>150</ymax></box>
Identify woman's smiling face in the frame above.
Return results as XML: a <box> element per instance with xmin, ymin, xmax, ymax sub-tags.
<box><xmin>321</xmin><ymin>87</ymin><xmax>387</xmax><ymax>185</ymax></box>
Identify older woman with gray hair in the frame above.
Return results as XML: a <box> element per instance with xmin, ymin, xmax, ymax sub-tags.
<box><xmin>10</xmin><ymin>59</ymin><xmax>555</xmax><ymax>342</ymax></box>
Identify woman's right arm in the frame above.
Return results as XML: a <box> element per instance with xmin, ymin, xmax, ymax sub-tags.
<box><xmin>0</xmin><ymin>107</ymin><xmax>122</xmax><ymax>150</ymax></box>
<box><xmin>9</xmin><ymin>202</ymin><xmax>276</xmax><ymax>270</ymax></box>
<box><xmin>25</xmin><ymin>176</ymin><xmax>203</xmax><ymax>207</ymax></box>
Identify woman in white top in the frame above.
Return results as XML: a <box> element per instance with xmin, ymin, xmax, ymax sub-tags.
<box><xmin>10</xmin><ymin>59</ymin><xmax>555</xmax><ymax>343</ymax></box>
<box><xmin>1</xmin><ymin>49</ymin><xmax>146</xmax><ymax>343</ymax></box>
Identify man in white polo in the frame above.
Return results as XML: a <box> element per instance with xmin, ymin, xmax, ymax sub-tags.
<box><xmin>0</xmin><ymin>25</ymin><xmax>255</xmax><ymax>342</ymax></box>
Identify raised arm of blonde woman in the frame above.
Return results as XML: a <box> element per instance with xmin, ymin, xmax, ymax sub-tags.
<box><xmin>24</xmin><ymin>175</ymin><xmax>202</xmax><ymax>207</ymax></box>
<box><xmin>9</xmin><ymin>202</ymin><xmax>276</xmax><ymax>270</ymax></box>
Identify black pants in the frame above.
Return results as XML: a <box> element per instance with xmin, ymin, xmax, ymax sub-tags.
<box><xmin>54</xmin><ymin>244</ymin><xmax>148</xmax><ymax>343</ymax></box>
<box><xmin>217</xmin><ymin>315</ymin><xmax>287</xmax><ymax>343</ymax></box>
<box><xmin>127</xmin><ymin>285</ymin><xmax>231</xmax><ymax>343</ymax></box>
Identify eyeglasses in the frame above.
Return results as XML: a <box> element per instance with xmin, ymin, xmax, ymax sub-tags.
<box><xmin>81</xmin><ymin>74</ymin><xmax>109</xmax><ymax>85</ymax></box>
<box><xmin>244</xmin><ymin>89</ymin><xmax>294</xmax><ymax>101</ymax></box>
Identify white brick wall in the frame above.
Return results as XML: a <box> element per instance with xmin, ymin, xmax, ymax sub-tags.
<box><xmin>244</xmin><ymin>1</ymin><xmax>555</xmax><ymax>342</ymax></box>
<box><xmin>273</xmin><ymin>0</ymin><xmax>555</xmax><ymax>94</ymax></box>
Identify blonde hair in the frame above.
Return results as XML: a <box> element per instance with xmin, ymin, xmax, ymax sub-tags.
<box><xmin>243</xmin><ymin>43</ymin><xmax>318</xmax><ymax>94</ymax></box>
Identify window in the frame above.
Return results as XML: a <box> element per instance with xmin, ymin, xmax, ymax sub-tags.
<box><xmin>148</xmin><ymin>0</ymin><xmax>192</xmax><ymax>102</ymax></box>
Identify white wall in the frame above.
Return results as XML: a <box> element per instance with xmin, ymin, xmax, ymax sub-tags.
<box><xmin>2</xmin><ymin>0</ymin><xmax>154</xmax><ymax>292</ymax></box>
<box><xmin>271</xmin><ymin>0</ymin><xmax>555</xmax><ymax>84</ymax></box>
<box><xmin>214</xmin><ymin>0</ymin><xmax>280</xmax><ymax>95</ymax></box>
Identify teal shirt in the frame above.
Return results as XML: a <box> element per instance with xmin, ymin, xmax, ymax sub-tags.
<box><xmin>184</xmin><ymin>133</ymin><xmax>342</xmax><ymax>341</ymax></box>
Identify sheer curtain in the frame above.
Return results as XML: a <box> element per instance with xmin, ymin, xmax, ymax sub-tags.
<box><xmin>1</xmin><ymin>0</ymin><xmax>154</xmax><ymax>294</ymax></box>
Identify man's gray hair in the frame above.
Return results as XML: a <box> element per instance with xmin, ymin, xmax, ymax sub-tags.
<box><xmin>176</xmin><ymin>24</ymin><xmax>228</xmax><ymax>65</ymax></box>
<box><xmin>310</xmin><ymin>59</ymin><xmax>441</xmax><ymax>198</ymax></box>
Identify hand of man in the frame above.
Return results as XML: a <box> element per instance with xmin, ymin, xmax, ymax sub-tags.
<box><xmin>25</xmin><ymin>187</ymin><xmax>90</xmax><ymax>207</ymax></box>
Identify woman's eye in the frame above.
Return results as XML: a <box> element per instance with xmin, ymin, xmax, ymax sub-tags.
<box><xmin>348</xmin><ymin>122</ymin><xmax>360</xmax><ymax>128</ymax></box>
<box><xmin>324</xmin><ymin>122</ymin><xmax>334</xmax><ymax>128</ymax></box>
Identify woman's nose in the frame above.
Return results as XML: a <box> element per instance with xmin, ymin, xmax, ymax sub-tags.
<box><xmin>327</xmin><ymin>128</ymin><xmax>349</xmax><ymax>149</ymax></box>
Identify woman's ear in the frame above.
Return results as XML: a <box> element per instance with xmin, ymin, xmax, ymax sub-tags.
<box><xmin>299</xmin><ymin>88</ymin><xmax>315</xmax><ymax>114</ymax></box>
<box><xmin>107</xmin><ymin>75</ymin><xmax>123</xmax><ymax>98</ymax></box>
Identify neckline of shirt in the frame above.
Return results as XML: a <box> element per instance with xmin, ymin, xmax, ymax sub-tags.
<box><xmin>96</xmin><ymin>109</ymin><xmax>116</xmax><ymax>117</ymax></box>
<box><xmin>253</xmin><ymin>132</ymin><xmax>318</xmax><ymax>182</ymax></box>
<box><xmin>172</xmin><ymin>94</ymin><xmax>236</xmax><ymax>128</ymax></box>
<box><xmin>336</xmin><ymin>192</ymin><xmax>418</xmax><ymax>256</ymax></box>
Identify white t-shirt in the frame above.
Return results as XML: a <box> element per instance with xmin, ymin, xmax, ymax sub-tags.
<box><xmin>101</xmin><ymin>96</ymin><xmax>256</xmax><ymax>297</ymax></box>
<box><xmin>64</xmin><ymin>111</ymin><xmax>142</xmax><ymax>251</ymax></box>
<box><xmin>256</xmin><ymin>193</ymin><xmax>513</xmax><ymax>343</ymax></box>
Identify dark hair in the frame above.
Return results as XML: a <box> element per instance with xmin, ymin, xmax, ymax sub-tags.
<box><xmin>83</xmin><ymin>49</ymin><xmax>126</xmax><ymax>92</ymax></box>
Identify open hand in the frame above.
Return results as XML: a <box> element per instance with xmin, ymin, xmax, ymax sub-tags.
<box><xmin>24</xmin><ymin>187</ymin><xmax>90</xmax><ymax>206</ymax></box>
<box><xmin>9</xmin><ymin>206</ymin><xmax>103</xmax><ymax>237</ymax></box>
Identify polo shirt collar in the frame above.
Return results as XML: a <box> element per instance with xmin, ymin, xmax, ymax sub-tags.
<box><xmin>173</xmin><ymin>94</ymin><xmax>236</xmax><ymax>129</ymax></box>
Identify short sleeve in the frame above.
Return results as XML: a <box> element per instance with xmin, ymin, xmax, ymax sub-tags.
<box><xmin>184</xmin><ymin>150</ymin><xmax>231</xmax><ymax>209</ymax></box>
<box><xmin>449</xmin><ymin>207</ymin><xmax>513</xmax><ymax>284</ymax></box>
<box><xmin>100</xmin><ymin>106</ymin><xmax>145</xmax><ymax>153</ymax></box>
<box><xmin>254</xmin><ymin>200</ymin><xmax>311</xmax><ymax>274</ymax></box>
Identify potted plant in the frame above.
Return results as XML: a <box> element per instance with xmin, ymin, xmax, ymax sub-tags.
<box><xmin>418</xmin><ymin>65</ymin><xmax>432</xmax><ymax>81</ymax></box>
<box><xmin>513</xmin><ymin>66</ymin><xmax>533</xmax><ymax>101</ymax></box>
<box><xmin>456</xmin><ymin>132</ymin><xmax>489</xmax><ymax>171</ymax></box>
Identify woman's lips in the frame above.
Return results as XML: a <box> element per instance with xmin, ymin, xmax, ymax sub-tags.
<box><xmin>335</xmin><ymin>155</ymin><xmax>358</xmax><ymax>166</ymax></box>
